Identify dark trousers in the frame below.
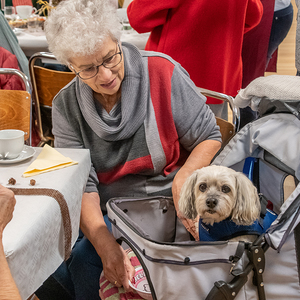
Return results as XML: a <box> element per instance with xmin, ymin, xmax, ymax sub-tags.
<box><xmin>240</xmin><ymin>3</ymin><xmax>294</xmax><ymax>129</ymax></box>
<box><xmin>266</xmin><ymin>3</ymin><xmax>294</xmax><ymax>68</ymax></box>
<box><xmin>35</xmin><ymin>215</ymin><xmax>112</xmax><ymax>300</ymax></box>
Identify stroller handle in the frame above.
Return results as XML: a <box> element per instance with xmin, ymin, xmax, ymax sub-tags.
<box><xmin>198</xmin><ymin>87</ymin><xmax>240</xmax><ymax>131</ymax></box>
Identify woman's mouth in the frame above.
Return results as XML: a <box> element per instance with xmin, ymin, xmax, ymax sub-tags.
<box><xmin>101</xmin><ymin>77</ymin><xmax>117</xmax><ymax>89</ymax></box>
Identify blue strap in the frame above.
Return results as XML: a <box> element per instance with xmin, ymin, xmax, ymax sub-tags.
<box><xmin>243</xmin><ymin>157</ymin><xmax>256</xmax><ymax>181</ymax></box>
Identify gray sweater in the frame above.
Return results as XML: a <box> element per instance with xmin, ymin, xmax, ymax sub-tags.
<box><xmin>52</xmin><ymin>43</ymin><xmax>221</xmax><ymax>210</ymax></box>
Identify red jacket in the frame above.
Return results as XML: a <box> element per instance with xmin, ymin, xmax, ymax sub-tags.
<box><xmin>242</xmin><ymin>0</ymin><xmax>275</xmax><ymax>88</ymax></box>
<box><xmin>127</xmin><ymin>0</ymin><xmax>263</xmax><ymax>104</ymax></box>
<box><xmin>0</xmin><ymin>47</ymin><xmax>24</xmax><ymax>90</ymax></box>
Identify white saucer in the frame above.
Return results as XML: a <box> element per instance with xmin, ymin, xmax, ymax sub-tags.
<box><xmin>0</xmin><ymin>145</ymin><xmax>35</xmax><ymax>164</ymax></box>
<box><xmin>13</xmin><ymin>28</ymin><xmax>25</xmax><ymax>36</ymax></box>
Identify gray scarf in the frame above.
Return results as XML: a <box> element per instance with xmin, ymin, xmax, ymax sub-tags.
<box><xmin>75</xmin><ymin>42</ymin><xmax>148</xmax><ymax>141</ymax></box>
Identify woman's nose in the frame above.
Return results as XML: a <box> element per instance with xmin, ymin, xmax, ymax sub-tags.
<box><xmin>96</xmin><ymin>65</ymin><xmax>112</xmax><ymax>80</ymax></box>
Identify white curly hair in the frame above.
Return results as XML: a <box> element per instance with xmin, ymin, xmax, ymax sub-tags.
<box><xmin>44</xmin><ymin>0</ymin><xmax>122</xmax><ymax>65</ymax></box>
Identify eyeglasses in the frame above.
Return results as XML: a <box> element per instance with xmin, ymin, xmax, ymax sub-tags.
<box><xmin>71</xmin><ymin>43</ymin><xmax>122</xmax><ymax>80</ymax></box>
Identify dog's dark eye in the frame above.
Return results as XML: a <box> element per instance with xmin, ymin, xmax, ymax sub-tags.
<box><xmin>199</xmin><ymin>183</ymin><xmax>207</xmax><ymax>192</ymax></box>
<box><xmin>222</xmin><ymin>185</ymin><xmax>231</xmax><ymax>193</ymax></box>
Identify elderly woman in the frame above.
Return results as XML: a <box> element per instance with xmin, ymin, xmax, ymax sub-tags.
<box><xmin>36</xmin><ymin>0</ymin><xmax>221</xmax><ymax>299</ymax></box>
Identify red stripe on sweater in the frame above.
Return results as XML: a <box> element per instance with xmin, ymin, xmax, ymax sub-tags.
<box><xmin>148</xmin><ymin>56</ymin><xmax>181</xmax><ymax>175</ymax></box>
<box><xmin>97</xmin><ymin>155</ymin><xmax>153</xmax><ymax>184</ymax></box>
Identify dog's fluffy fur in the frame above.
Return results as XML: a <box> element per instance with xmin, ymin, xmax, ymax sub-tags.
<box><xmin>178</xmin><ymin>165</ymin><xmax>260</xmax><ymax>228</ymax></box>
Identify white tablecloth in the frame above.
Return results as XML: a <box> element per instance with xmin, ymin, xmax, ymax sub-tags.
<box><xmin>1</xmin><ymin>147</ymin><xmax>91</xmax><ymax>300</ymax></box>
<box><xmin>16</xmin><ymin>30</ymin><xmax>150</xmax><ymax>57</ymax></box>
<box><xmin>16</xmin><ymin>30</ymin><xmax>49</xmax><ymax>57</ymax></box>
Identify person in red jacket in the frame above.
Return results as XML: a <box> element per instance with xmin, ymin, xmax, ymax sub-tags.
<box><xmin>127</xmin><ymin>0</ymin><xmax>263</xmax><ymax>119</ymax></box>
<box><xmin>0</xmin><ymin>47</ymin><xmax>24</xmax><ymax>90</ymax></box>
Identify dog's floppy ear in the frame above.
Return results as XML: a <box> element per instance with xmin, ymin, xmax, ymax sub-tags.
<box><xmin>231</xmin><ymin>172</ymin><xmax>261</xmax><ymax>226</ymax></box>
<box><xmin>178</xmin><ymin>171</ymin><xmax>199</xmax><ymax>220</ymax></box>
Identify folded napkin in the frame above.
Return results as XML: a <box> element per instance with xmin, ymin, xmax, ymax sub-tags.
<box><xmin>23</xmin><ymin>144</ymin><xmax>78</xmax><ymax>177</ymax></box>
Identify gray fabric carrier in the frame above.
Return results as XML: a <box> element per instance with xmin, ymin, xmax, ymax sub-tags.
<box><xmin>107</xmin><ymin>97</ymin><xmax>300</xmax><ymax>300</ymax></box>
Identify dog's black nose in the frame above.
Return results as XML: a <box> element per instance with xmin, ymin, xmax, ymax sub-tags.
<box><xmin>206</xmin><ymin>198</ymin><xmax>218</xmax><ymax>208</ymax></box>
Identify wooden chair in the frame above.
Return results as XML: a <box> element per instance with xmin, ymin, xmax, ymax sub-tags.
<box><xmin>29</xmin><ymin>52</ymin><xmax>75</xmax><ymax>146</ymax></box>
<box><xmin>214</xmin><ymin>117</ymin><xmax>234</xmax><ymax>147</ymax></box>
<box><xmin>198</xmin><ymin>87</ymin><xmax>239</xmax><ymax>148</ymax></box>
<box><xmin>0</xmin><ymin>68</ymin><xmax>32</xmax><ymax>145</ymax></box>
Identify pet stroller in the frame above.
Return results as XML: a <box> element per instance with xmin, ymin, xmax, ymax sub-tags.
<box><xmin>106</xmin><ymin>75</ymin><xmax>300</xmax><ymax>300</ymax></box>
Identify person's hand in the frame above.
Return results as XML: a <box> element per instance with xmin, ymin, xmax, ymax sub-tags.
<box><xmin>178</xmin><ymin>213</ymin><xmax>199</xmax><ymax>241</ymax></box>
<box><xmin>80</xmin><ymin>192</ymin><xmax>135</xmax><ymax>291</ymax></box>
<box><xmin>100</xmin><ymin>234</ymin><xmax>135</xmax><ymax>292</ymax></box>
<box><xmin>0</xmin><ymin>185</ymin><xmax>16</xmax><ymax>235</ymax></box>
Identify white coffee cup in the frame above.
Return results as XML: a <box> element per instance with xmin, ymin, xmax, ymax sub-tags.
<box><xmin>16</xmin><ymin>5</ymin><xmax>36</xmax><ymax>19</ymax></box>
<box><xmin>0</xmin><ymin>129</ymin><xmax>25</xmax><ymax>159</ymax></box>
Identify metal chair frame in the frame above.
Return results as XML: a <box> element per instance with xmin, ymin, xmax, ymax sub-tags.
<box><xmin>198</xmin><ymin>87</ymin><xmax>240</xmax><ymax>131</ymax></box>
<box><xmin>0</xmin><ymin>68</ymin><xmax>32</xmax><ymax>144</ymax></box>
<box><xmin>197</xmin><ymin>88</ymin><xmax>239</xmax><ymax>148</ymax></box>
<box><xmin>29</xmin><ymin>52</ymin><xmax>75</xmax><ymax>146</ymax></box>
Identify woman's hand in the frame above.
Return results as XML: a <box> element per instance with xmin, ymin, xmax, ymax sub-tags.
<box><xmin>99</xmin><ymin>234</ymin><xmax>135</xmax><ymax>291</ymax></box>
<box><xmin>177</xmin><ymin>214</ymin><xmax>199</xmax><ymax>241</ymax></box>
<box><xmin>80</xmin><ymin>192</ymin><xmax>135</xmax><ymax>291</ymax></box>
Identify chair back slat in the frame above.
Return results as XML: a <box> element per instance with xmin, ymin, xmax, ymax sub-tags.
<box><xmin>33</xmin><ymin>66</ymin><xmax>75</xmax><ymax>107</ymax></box>
<box><xmin>0</xmin><ymin>90</ymin><xmax>31</xmax><ymax>141</ymax></box>
<box><xmin>215</xmin><ymin>117</ymin><xmax>234</xmax><ymax>148</ymax></box>
<box><xmin>29</xmin><ymin>52</ymin><xmax>75</xmax><ymax>146</ymax></box>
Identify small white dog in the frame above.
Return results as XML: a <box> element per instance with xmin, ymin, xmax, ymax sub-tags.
<box><xmin>178</xmin><ymin>165</ymin><xmax>261</xmax><ymax>241</ymax></box>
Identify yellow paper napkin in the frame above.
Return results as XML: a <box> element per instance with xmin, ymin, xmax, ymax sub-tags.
<box><xmin>23</xmin><ymin>144</ymin><xmax>78</xmax><ymax>177</ymax></box>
